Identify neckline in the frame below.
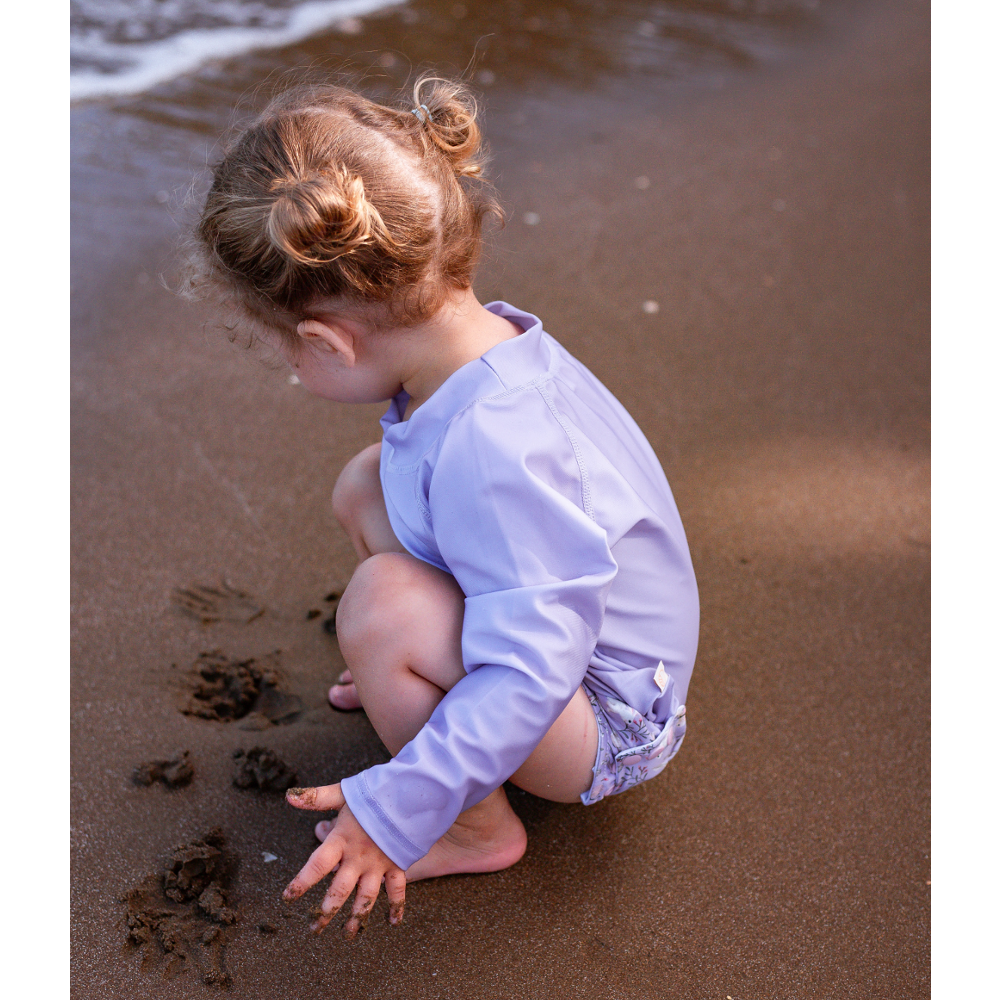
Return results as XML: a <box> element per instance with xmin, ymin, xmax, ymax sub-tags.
<box><xmin>381</xmin><ymin>301</ymin><xmax>546</xmax><ymax>437</ymax></box>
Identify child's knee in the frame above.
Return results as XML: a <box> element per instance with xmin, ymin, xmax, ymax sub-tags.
<box><xmin>331</xmin><ymin>443</ymin><xmax>382</xmax><ymax>531</ymax></box>
<box><xmin>337</xmin><ymin>553</ymin><xmax>464</xmax><ymax>668</ymax></box>
<box><xmin>336</xmin><ymin>553</ymin><xmax>437</xmax><ymax>656</ymax></box>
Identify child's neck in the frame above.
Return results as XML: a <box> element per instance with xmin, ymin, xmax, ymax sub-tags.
<box><xmin>398</xmin><ymin>289</ymin><xmax>522</xmax><ymax>418</ymax></box>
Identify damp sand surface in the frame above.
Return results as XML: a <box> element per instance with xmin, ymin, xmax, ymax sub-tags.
<box><xmin>72</xmin><ymin>0</ymin><xmax>928</xmax><ymax>996</ymax></box>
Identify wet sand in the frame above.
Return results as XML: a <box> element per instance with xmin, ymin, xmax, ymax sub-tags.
<box><xmin>71</xmin><ymin>0</ymin><xmax>929</xmax><ymax>996</ymax></box>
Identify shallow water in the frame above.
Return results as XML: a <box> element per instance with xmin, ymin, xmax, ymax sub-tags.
<box><xmin>70</xmin><ymin>0</ymin><xmax>846</xmax><ymax>349</ymax></box>
<box><xmin>72</xmin><ymin>0</ymin><xmax>831</xmax><ymax>106</ymax></box>
<box><xmin>71</xmin><ymin>0</ymin><xmax>404</xmax><ymax>99</ymax></box>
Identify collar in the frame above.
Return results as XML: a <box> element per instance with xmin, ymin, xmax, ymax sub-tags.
<box><xmin>379</xmin><ymin>301</ymin><xmax>551</xmax><ymax>448</ymax></box>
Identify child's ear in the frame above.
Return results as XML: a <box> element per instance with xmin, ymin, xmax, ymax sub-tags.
<box><xmin>297</xmin><ymin>318</ymin><xmax>356</xmax><ymax>366</ymax></box>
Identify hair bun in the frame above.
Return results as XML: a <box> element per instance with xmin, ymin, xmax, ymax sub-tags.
<box><xmin>192</xmin><ymin>76</ymin><xmax>501</xmax><ymax>335</ymax></box>
<box><xmin>266</xmin><ymin>165</ymin><xmax>385</xmax><ymax>265</ymax></box>
<box><xmin>412</xmin><ymin>76</ymin><xmax>484</xmax><ymax>178</ymax></box>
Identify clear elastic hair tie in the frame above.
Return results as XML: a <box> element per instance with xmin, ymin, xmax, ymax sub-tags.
<box><xmin>411</xmin><ymin>104</ymin><xmax>433</xmax><ymax>123</ymax></box>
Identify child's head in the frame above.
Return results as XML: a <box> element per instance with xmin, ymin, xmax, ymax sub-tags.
<box><xmin>188</xmin><ymin>74</ymin><xmax>500</xmax><ymax>345</ymax></box>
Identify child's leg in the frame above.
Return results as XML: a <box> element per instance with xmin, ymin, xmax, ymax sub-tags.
<box><xmin>327</xmin><ymin>443</ymin><xmax>405</xmax><ymax>710</ymax></box>
<box><xmin>322</xmin><ymin>445</ymin><xmax>599</xmax><ymax>880</ymax></box>
<box><xmin>332</xmin><ymin>442</ymin><xmax>407</xmax><ymax>560</ymax></box>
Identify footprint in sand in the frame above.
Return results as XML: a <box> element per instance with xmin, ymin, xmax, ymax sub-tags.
<box><xmin>179</xmin><ymin>650</ymin><xmax>302</xmax><ymax>727</ymax></box>
<box><xmin>172</xmin><ymin>581</ymin><xmax>265</xmax><ymax>626</ymax></box>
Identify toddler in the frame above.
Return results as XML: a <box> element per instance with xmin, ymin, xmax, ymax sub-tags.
<box><xmin>190</xmin><ymin>75</ymin><xmax>699</xmax><ymax>940</ymax></box>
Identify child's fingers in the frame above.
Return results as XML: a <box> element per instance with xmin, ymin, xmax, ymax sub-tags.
<box><xmin>384</xmin><ymin>868</ymin><xmax>406</xmax><ymax>926</ymax></box>
<box><xmin>286</xmin><ymin>783</ymin><xmax>346</xmax><ymax>812</ymax></box>
<box><xmin>311</xmin><ymin>865</ymin><xmax>360</xmax><ymax>933</ymax></box>
<box><xmin>283</xmin><ymin>837</ymin><xmax>344</xmax><ymax>901</ymax></box>
<box><xmin>343</xmin><ymin>872</ymin><xmax>382</xmax><ymax>940</ymax></box>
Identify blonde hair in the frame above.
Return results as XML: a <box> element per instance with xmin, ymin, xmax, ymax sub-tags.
<box><xmin>184</xmin><ymin>74</ymin><xmax>501</xmax><ymax>344</ymax></box>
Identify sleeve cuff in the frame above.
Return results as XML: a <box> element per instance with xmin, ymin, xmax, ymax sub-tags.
<box><xmin>340</xmin><ymin>771</ymin><xmax>428</xmax><ymax>871</ymax></box>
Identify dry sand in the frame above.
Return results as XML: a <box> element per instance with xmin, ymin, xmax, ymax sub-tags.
<box><xmin>71</xmin><ymin>1</ymin><xmax>929</xmax><ymax>995</ymax></box>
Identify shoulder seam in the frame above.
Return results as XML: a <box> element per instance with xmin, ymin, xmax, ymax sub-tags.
<box><xmin>535</xmin><ymin>384</ymin><xmax>595</xmax><ymax>520</ymax></box>
<box><xmin>384</xmin><ymin>371</ymin><xmax>553</xmax><ymax>473</ymax></box>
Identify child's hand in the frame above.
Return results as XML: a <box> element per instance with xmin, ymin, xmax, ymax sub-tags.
<box><xmin>283</xmin><ymin>783</ymin><xmax>406</xmax><ymax>938</ymax></box>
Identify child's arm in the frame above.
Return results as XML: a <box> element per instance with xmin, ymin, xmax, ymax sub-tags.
<box><xmin>339</xmin><ymin>395</ymin><xmax>619</xmax><ymax>866</ymax></box>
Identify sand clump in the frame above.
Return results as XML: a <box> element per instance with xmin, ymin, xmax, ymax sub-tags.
<box><xmin>132</xmin><ymin>751</ymin><xmax>194</xmax><ymax>788</ymax></box>
<box><xmin>232</xmin><ymin>746</ymin><xmax>298</xmax><ymax>792</ymax></box>
<box><xmin>123</xmin><ymin>828</ymin><xmax>240</xmax><ymax>987</ymax></box>
<box><xmin>180</xmin><ymin>650</ymin><xmax>302</xmax><ymax>725</ymax></box>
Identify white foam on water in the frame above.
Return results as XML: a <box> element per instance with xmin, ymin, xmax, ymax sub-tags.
<box><xmin>70</xmin><ymin>0</ymin><xmax>403</xmax><ymax>102</ymax></box>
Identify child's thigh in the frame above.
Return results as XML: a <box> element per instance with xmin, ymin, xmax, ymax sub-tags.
<box><xmin>332</xmin><ymin>443</ymin><xmax>405</xmax><ymax>557</ymax></box>
<box><xmin>510</xmin><ymin>686</ymin><xmax>599</xmax><ymax>804</ymax></box>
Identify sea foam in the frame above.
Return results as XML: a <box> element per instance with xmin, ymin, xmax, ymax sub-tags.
<box><xmin>71</xmin><ymin>0</ymin><xmax>402</xmax><ymax>102</ymax></box>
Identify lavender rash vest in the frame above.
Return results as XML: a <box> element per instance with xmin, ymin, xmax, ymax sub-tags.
<box><xmin>340</xmin><ymin>302</ymin><xmax>699</xmax><ymax>869</ymax></box>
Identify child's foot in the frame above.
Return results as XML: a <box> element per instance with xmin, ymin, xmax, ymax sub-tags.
<box><xmin>313</xmin><ymin>788</ymin><xmax>527</xmax><ymax>882</ymax></box>
<box><xmin>328</xmin><ymin>669</ymin><xmax>363</xmax><ymax>711</ymax></box>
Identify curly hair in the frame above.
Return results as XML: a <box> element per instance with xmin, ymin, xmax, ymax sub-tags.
<box><xmin>182</xmin><ymin>74</ymin><xmax>502</xmax><ymax>345</ymax></box>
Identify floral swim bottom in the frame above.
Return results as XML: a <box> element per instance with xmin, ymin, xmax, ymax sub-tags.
<box><xmin>580</xmin><ymin>686</ymin><xmax>687</xmax><ymax>805</ymax></box>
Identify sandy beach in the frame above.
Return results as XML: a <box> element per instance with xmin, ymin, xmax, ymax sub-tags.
<box><xmin>71</xmin><ymin>1</ymin><xmax>929</xmax><ymax>996</ymax></box>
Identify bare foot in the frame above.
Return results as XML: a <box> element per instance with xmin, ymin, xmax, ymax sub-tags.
<box><xmin>328</xmin><ymin>669</ymin><xmax>363</xmax><ymax>711</ymax></box>
<box><xmin>314</xmin><ymin>788</ymin><xmax>527</xmax><ymax>882</ymax></box>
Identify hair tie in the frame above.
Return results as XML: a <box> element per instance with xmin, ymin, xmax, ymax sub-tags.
<box><xmin>411</xmin><ymin>104</ymin><xmax>433</xmax><ymax>124</ymax></box>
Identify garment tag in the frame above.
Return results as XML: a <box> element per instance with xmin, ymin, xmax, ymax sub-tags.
<box><xmin>654</xmin><ymin>660</ymin><xmax>668</xmax><ymax>694</ymax></box>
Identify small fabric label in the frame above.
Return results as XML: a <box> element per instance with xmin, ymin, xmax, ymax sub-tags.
<box><xmin>654</xmin><ymin>660</ymin><xmax>668</xmax><ymax>694</ymax></box>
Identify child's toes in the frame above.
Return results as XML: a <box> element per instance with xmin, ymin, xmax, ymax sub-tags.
<box><xmin>315</xmin><ymin>819</ymin><xmax>335</xmax><ymax>842</ymax></box>
<box><xmin>327</xmin><ymin>682</ymin><xmax>363</xmax><ymax>711</ymax></box>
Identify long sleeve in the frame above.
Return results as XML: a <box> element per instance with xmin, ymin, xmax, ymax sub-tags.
<box><xmin>340</xmin><ymin>392</ymin><xmax>619</xmax><ymax>869</ymax></box>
